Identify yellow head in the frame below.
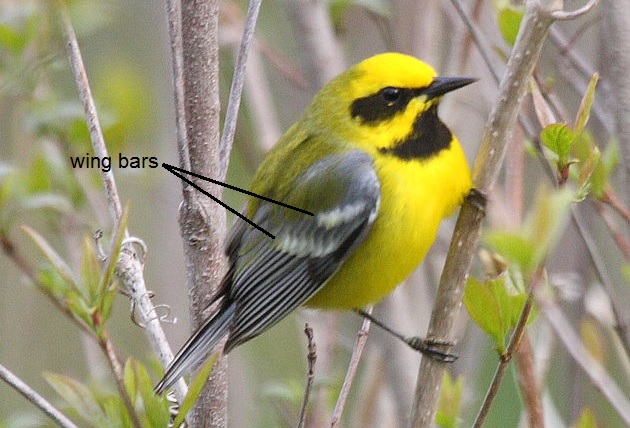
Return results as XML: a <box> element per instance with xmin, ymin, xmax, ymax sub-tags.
<box><xmin>303</xmin><ymin>53</ymin><xmax>475</xmax><ymax>157</ymax></box>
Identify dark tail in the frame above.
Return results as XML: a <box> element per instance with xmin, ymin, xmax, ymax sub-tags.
<box><xmin>155</xmin><ymin>302</ymin><xmax>236</xmax><ymax>394</ymax></box>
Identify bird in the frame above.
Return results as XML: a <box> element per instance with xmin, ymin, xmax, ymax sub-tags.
<box><xmin>155</xmin><ymin>52</ymin><xmax>474</xmax><ymax>394</ymax></box>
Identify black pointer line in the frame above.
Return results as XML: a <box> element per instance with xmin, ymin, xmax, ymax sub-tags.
<box><xmin>162</xmin><ymin>163</ymin><xmax>314</xmax><ymax>240</ymax></box>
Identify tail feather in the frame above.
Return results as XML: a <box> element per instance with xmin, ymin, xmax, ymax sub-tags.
<box><xmin>155</xmin><ymin>302</ymin><xmax>236</xmax><ymax>394</ymax></box>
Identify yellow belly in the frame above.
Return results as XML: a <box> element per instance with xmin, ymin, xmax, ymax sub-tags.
<box><xmin>305</xmin><ymin>141</ymin><xmax>471</xmax><ymax>309</ymax></box>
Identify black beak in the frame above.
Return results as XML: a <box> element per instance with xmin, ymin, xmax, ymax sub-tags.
<box><xmin>425</xmin><ymin>76</ymin><xmax>477</xmax><ymax>99</ymax></box>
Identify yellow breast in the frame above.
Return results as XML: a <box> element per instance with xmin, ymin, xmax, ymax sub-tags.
<box><xmin>305</xmin><ymin>138</ymin><xmax>471</xmax><ymax>309</ymax></box>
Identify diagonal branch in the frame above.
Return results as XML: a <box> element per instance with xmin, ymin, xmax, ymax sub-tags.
<box><xmin>408</xmin><ymin>1</ymin><xmax>571</xmax><ymax>426</ymax></box>
<box><xmin>0</xmin><ymin>363</ymin><xmax>79</xmax><ymax>428</ymax></box>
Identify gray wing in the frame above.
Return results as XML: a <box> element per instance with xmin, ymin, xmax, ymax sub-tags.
<box><xmin>223</xmin><ymin>149</ymin><xmax>380</xmax><ymax>351</ymax></box>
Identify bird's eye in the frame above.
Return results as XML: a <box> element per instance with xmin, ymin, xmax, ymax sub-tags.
<box><xmin>380</xmin><ymin>87</ymin><xmax>401</xmax><ymax>104</ymax></box>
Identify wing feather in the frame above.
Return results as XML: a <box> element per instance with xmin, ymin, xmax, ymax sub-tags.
<box><xmin>223</xmin><ymin>149</ymin><xmax>380</xmax><ymax>351</ymax></box>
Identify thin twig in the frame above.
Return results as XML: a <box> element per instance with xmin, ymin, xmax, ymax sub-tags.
<box><xmin>330</xmin><ymin>307</ymin><xmax>372</xmax><ymax>427</ymax></box>
<box><xmin>538</xmin><ymin>296</ymin><xmax>630</xmax><ymax>425</ymax></box>
<box><xmin>165</xmin><ymin>0</ymin><xmax>190</xmax><ymax>173</ymax></box>
<box><xmin>602</xmin><ymin>188</ymin><xmax>630</xmax><ymax>227</ymax></box>
<box><xmin>98</xmin><ymin>335</ymin><xmax>143</xmax><ymax>428</ymax></box>
<box><xmin>570</xmin><ymin>206</ymin><xmax>630</xmax><ymax>358</ymax></box>
<box><xmin>219</xmin><ymin>0</ymin><xmax>263</xmax><ymax>174</ymax></box>
<box><xmin>284</xmin><ymin>0</ymin><xmax>345</xmax><ymax>90</ymax></box>
<box><xmin>58</xmin><ymin>0</ymin><xmax>184</xmax><ymax>403</ymax></box>
<box><xmin>0</xmin><ymin>364</ymin><xmax>79</xmax><ymax>428</ymax></box>
<box><xmin>449</xmin><ymin>0</ymin><xmax>501</xmax><ymax>85</ymax></box>
<box><xmin>551</xmin><ymin>0</ymin><xmax>600</xmax><ymax>21</ymax></box>
<box><xmin>297</xmin><ymin>324</ymin><xmax>317</xmax><ymax>428</ymax></box>
<box><xmin>58</xmin><ymin>3</ymin><xmax>122</xmax><ymax>222</ymax></box>
<box><xmin>514</xmin><ymin>334</ymin><xmax>544</xmax><ymax>428</ymax></box>
<box><xmin>597</xmin><ymin>202</ymin><xmax>630</xmax><ymax>260</ymax></box>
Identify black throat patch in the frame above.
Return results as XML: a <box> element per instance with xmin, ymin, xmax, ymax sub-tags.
<box><xmin>378</xmin><ymin>105</ymin><xmax>452</xmax><ymax>161</ymax></box>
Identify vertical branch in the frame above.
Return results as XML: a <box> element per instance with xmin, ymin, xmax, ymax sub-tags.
<box><xmin>601</xmin><ymin>0</ymin><xmax>630</xmax><ymax>349</ymax></box>
<box><xmin>283</xmin><ymin>0</ymin><xmax>345</xmax><ymax>89</ymax></box>
<box><xmin>176</xmin><ymin>0</ymin><xmax>226</xmax><ymax>426</ymax></box>
<box><xmin>409</xmin><ymin>1</ymin><xmax>559</xmax><ymax>426</ymax></box>
<box><xmin>219</xmin><ymin>0</ymin><xmax>263</xmax><ymax>174</ymax></box>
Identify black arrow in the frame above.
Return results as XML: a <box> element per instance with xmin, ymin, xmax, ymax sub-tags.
<box><xmin>162</xmin><ymin>163</ymin><xmax>314</xmax><ymax>239</ymax></box>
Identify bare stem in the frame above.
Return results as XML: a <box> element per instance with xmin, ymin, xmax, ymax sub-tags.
<box><xmin>538</xmin><ymin>296</ymin><xmax>630</xmax><ymax>424</ymax></box>
<box><xmin>331</xmin><ymin>307</ymin><xmax>372</xmax><ymax>427</ymax></box>
<box><xmin>99</xmin><ymin>334</ymin><xmax>143</xmax><ymax>428</ymax></box>
<box><xmin>602</xmin><ymin>188</ymin><xmax>630</xmax><ymax>227</ymax></box>
<box><xmin>297</xmin><ymin>324</ymin><xmax>317</xmax><ymax>428</ymax></box>
<box><xmin>515</xmin><ymin>334</ymin><xmax>544</xmax><ymax>428</ymax></box>
<box><xmin>0</xmin><ymin>363</ymin><xmax>79</xmax><ymax>428</ymax></box>
<box><xmin>219</xmin><ymin>0</ymin><xmax>263</xmax><ymax>174</ymax></box>
<box><xmin>597</xmin><ymin>201</ymin><xmax>630</xmax><ymax>260</ymax></box>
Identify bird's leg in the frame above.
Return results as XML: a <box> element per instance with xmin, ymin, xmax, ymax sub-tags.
<box><xmin>354</xmin><ymin>309</ymin><xmax>457</xmax><ymax>362</ymax></box>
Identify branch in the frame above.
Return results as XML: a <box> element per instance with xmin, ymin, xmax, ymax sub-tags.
<box><xmin>602</xmin><ymin>0</ymin><xmax>630</xmax><ymax>192</ymax></box>
<box><xmin>98</xmin><ymin>335</ymin><xmax>143</xmax><ymax>428</ymax></box>
<box><xmin>174</xmin><ymin>0</ymin><xmax>227</xmax><ymax>425</ymax></box>
<box><xmin>550</xmin><ymin>0</ymin><xmax>600</xmax><ymax>21</ymax></box>
<box><xmin>409</xmin><ymin>2</ymin><xmax>562</xmax><ymax>426</ymax></box>
<box><xmin>331</xmin><ymin>308</ymin><xmax>372</xmax><ymax>427</ymax></box>
<box><xmin>538</xmin><ymin>296</ymin><xmax>630</xmax><ymax>425</ymax></box>
<box><xmin>0</xmin><ymin>363</ymin><xmax>79</xmax><ymax>428</ymax></box>
<box><xmin>57</xmin><ymin>2</ymin><xmax>183</xmax><ymax>403</ymax></box>
<box><xmin>297</xmin><ymin>324</ymin><xmax>317</xmax><ymax>428</ymax></box>
<box><xmin>284</xmin><ymin>0</ymin><xmax>345</xmax><ymax>89</ymax></box>
<box><xmin>219</xmin><ymin>0</ymin><xmax>263</xmax><ymax>173</ymax></box>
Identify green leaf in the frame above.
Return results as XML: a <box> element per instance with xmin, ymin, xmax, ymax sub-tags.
<box><xmin>99</xmin><ymin>205</ymin><xmax>129</xmax><ymax>296</ymax></box>
<box><xmin>123</xmin><ymin>359</ymin><xmax>138</xmax><ymax>405</ymax></box>
<box><xmin>590</xmin><ymin>140</ymin><xmax>619</xmax><ymax>199</ymax></box>
<box><xmin>171</xmin><ymin>354</ymin><xmax>218</xmax><ymax>428</ymax></box>
<box><xmin>134</xmin><ymin>360</ymin><xmax>171</xmax><ymax>427</ymax></box>
<box><xmin>436</xmin><ymin>372</ymin><xmax>464</xmax><ymax>428</ymax></box>
<box><xmin>523</xmin><ymin>186</ymin><xmax>574</xmax><ymax>270</ymax></box>
<box><xmin>572</xmin><ymin>408</ymin><xmax>598</xmax><ymax>428</ymax></box>
<box><xmin>22</xmin><ymin>225</ymin><xmax>81</xmax><ymax>294</ymax></box>
<box><xmin>80</xmin><ymin>235</ymin><xmax>101</xmax><ymax>305</ymax></box>
<box><xmin>100</xmin><ymin>396</ymin><xmax>131</xmax><ymax>428</ymax></box>
<box><xmin>574</xmin><ymin>73</ymin><xmax>599</xmax><ymax>134</ymax></box>
<box><xmin>124</xmin><ymin>358</ymin><xmax>171</xmax><ymax>427</ymax></box>
<box><xmin>65</xmin><ymin>291</ymin><xmax>95</xmax><ymax>330</ymax></box>
<box><xmin>485</xmin><ymin>187</ymin><xmax>573</xmax><ymax>278</ymax></box>
<box><xmin>484</xmin><ymin>232</ymin><xmax>536</xmax><ymax>275</ymax></box>
<box><xmin>569</xmin><ymin>132</ymin><xmax>601</xmax><ymax>200</ymax></box>
<box><xmin>464</xmin><ymin>277</ymin><xmax>506</xmax><ymax>352</ymax></box>
<box><xmin>622</xmin><ymin>264</ymin><xmax>630</xmax><ymax>286</ymax></box>
<box><xmin>465</xmin><ymin>268</ymin><xmax>535</xmax><ymax>355</ymax></box>
<box><xmin>541</xmin><ymin>123</ymin><xmax>576</xmax><ymax>171</ymax></box>
<box><xmin>44</xmin><ymin>372</ymin><xmax>107</xmax><ymax>426</ymax></box>
<box><xmin>498</xmin><ymin>6</ymin><xmax>524</xmax><ymax>46</ymax></box>
<box><xmin>25</xmin><ymin>143</ymin><xmax>87</xmax><ymax>208</ymax></box>
<box><xmin>0</xmin><ymin>24</ymin><xmax>26</xmax><ymax>54</ymax></box>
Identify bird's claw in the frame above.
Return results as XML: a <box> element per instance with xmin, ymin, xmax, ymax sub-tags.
<box><xmin>405</xmin><ymin>336</ymin><xmax>458</xmax><ymax>362</ymax></box>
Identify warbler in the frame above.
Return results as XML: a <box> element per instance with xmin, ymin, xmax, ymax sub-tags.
<box><xmin>156</xmin><ymin>52</ymin><xmax>474</xmax><ymax>394</ymax></box>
